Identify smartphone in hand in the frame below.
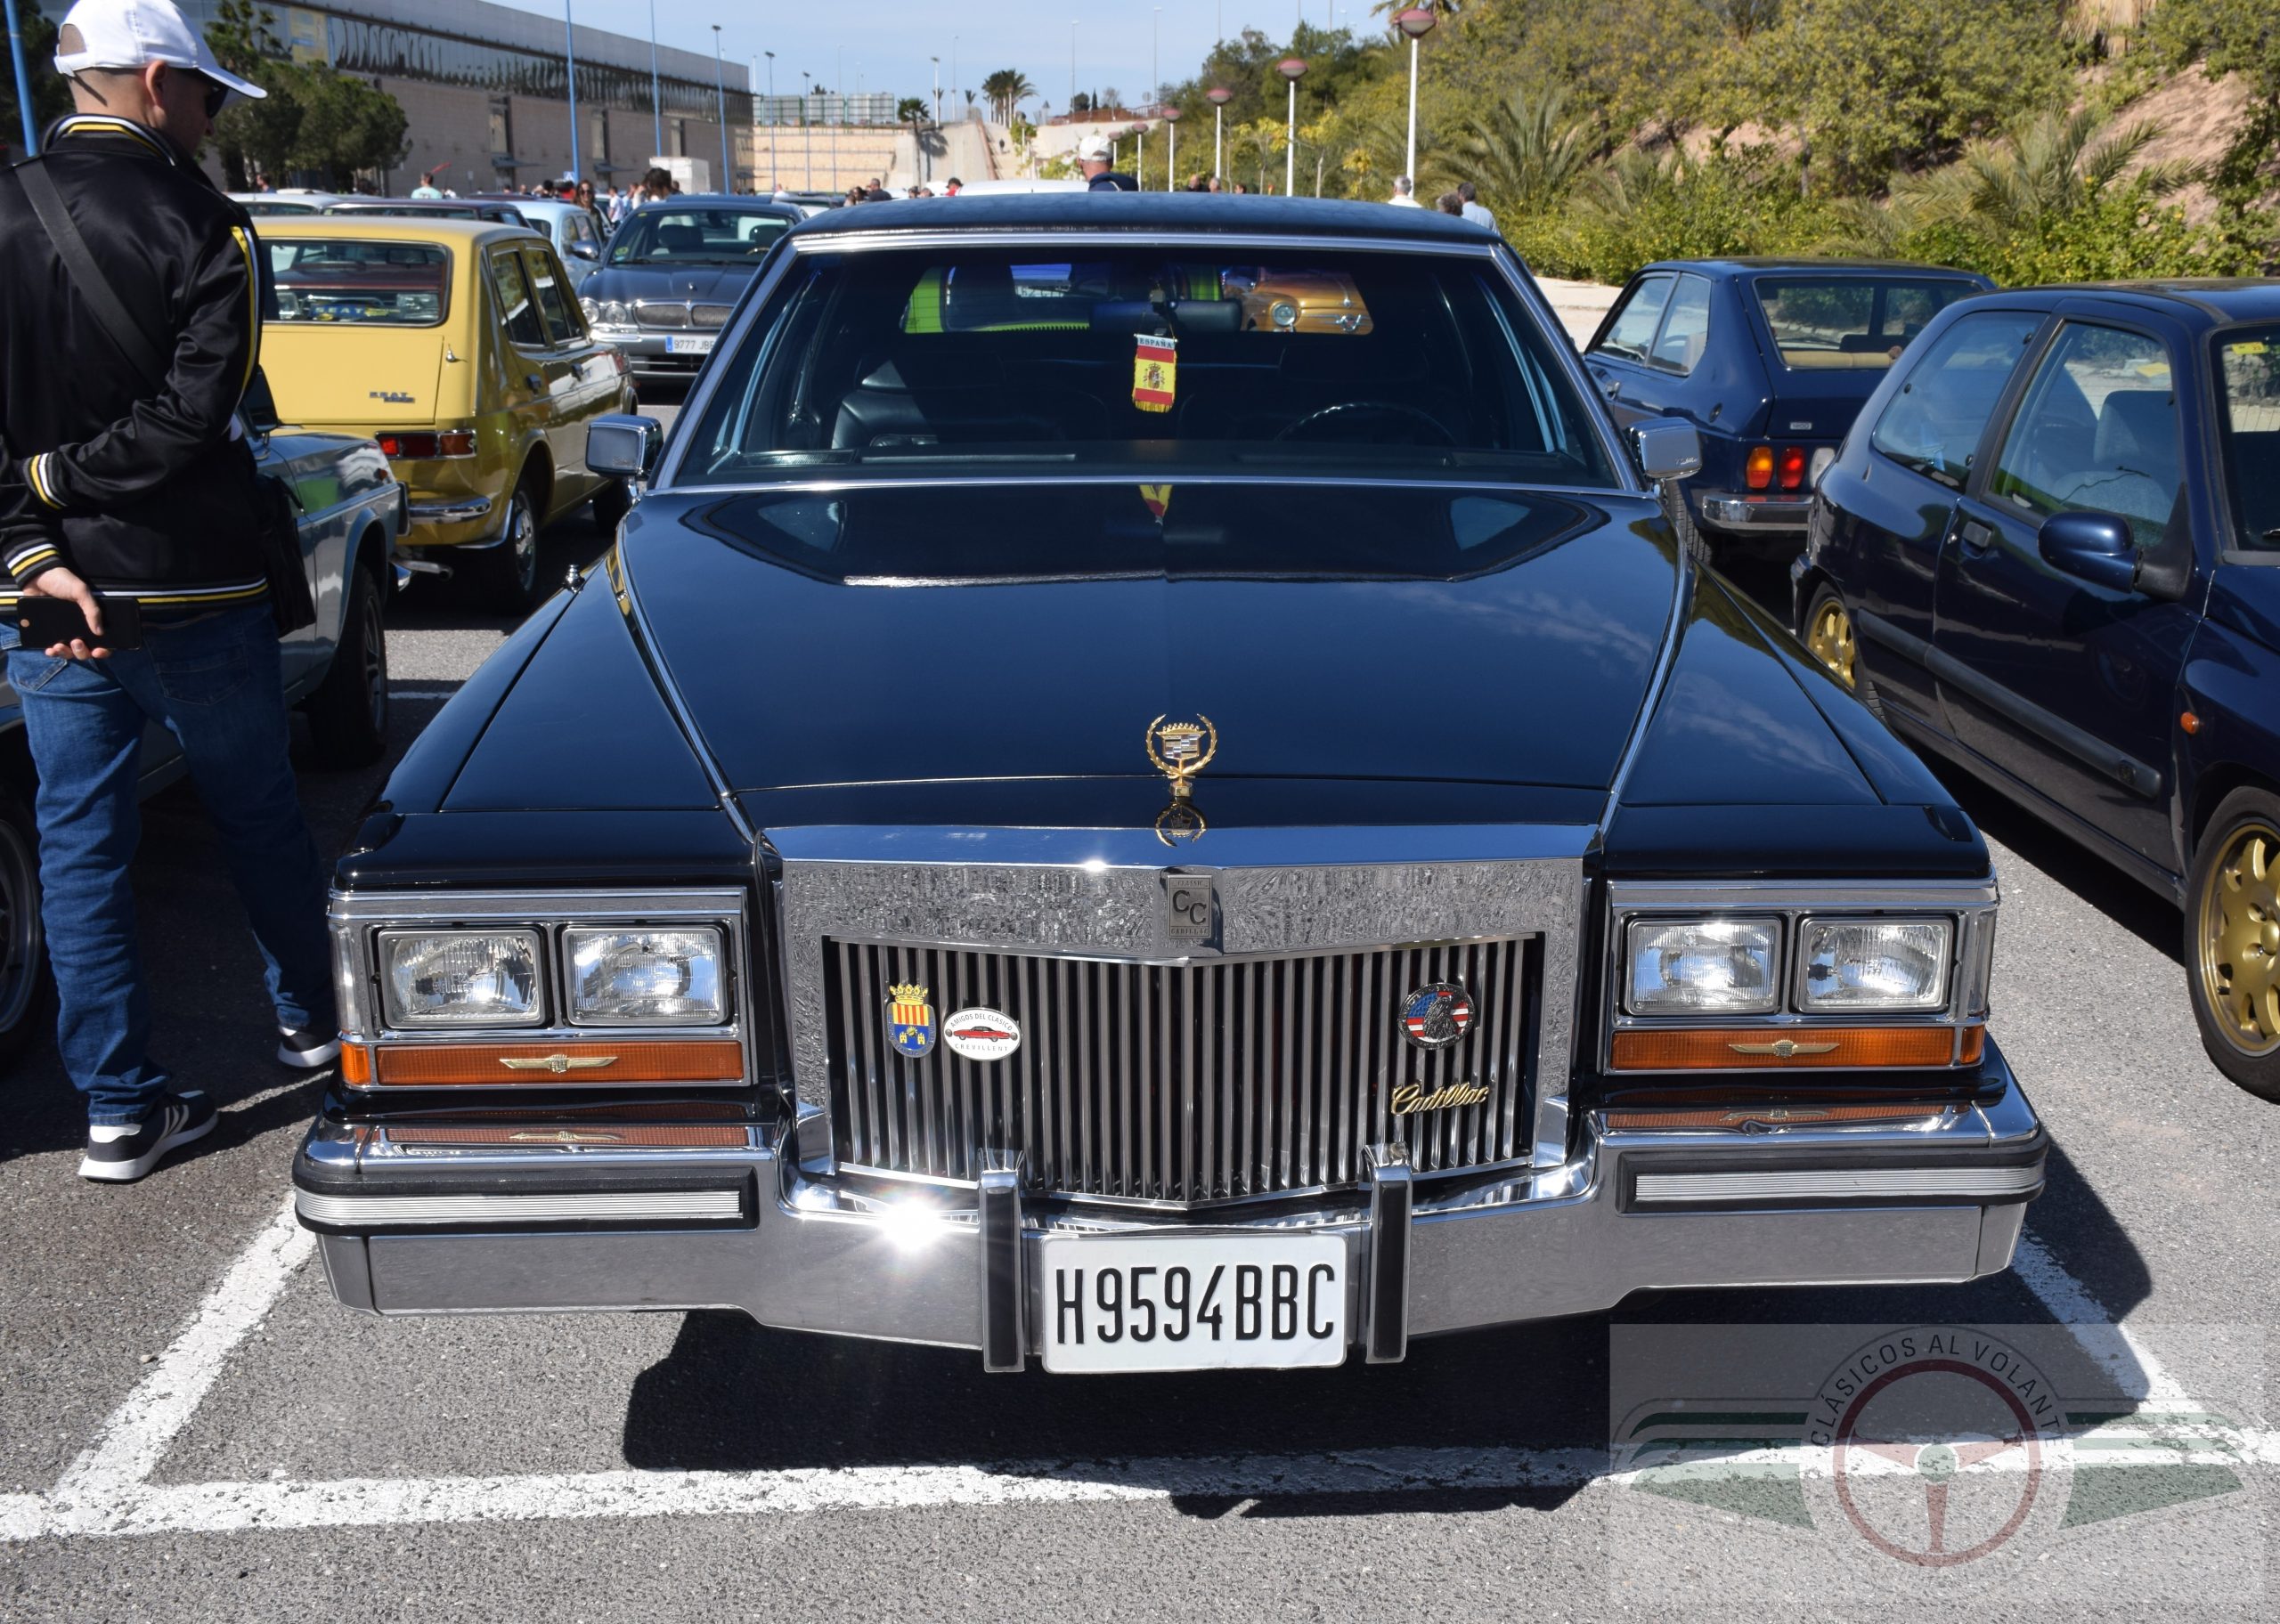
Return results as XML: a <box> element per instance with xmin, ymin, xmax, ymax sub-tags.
<box><xmin>18</xmin><ymin>594</ymin><xmax>142</xmax><ymax>654</ymax></box>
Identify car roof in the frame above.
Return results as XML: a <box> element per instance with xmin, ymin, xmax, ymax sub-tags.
<box><xmin>1971</xmin><ymin>279</ymin><xmax>2280</xmax><ymax>326</ymax></box>
<box><xmin>628</xmin><ymin>194</ymin><xmax>802</xmax><ymax>212</ymax></box>
<box><xmin>253</xmin><ymin>215</ymin><xmax>542</xmax><ymax>248</ymax></box>
<box><xmin>787</xmin><ymin>192</ymin><xmax>1502</xmax><ymax>243</ymax></box>
<box><xmin>1642</xmin><ymin>257</ymin><xmax>1991</xmax><ymax>279</ymax></box>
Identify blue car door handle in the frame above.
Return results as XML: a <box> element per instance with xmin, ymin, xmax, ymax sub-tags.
<box><xmin>1957</xmin><ymin>517</ymin><xmax>1995</xmax><ymax>553</ymax></box>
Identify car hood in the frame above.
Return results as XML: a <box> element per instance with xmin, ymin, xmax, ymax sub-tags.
<box><xmin>614</xmin><ymin>482</ymin><xmax>1694</xmax><ymax>801</ymax></box>
<box><xmin>585</xmin><ymin>263</ymin><xmax>761</xmax><ymax>304</ymax></box>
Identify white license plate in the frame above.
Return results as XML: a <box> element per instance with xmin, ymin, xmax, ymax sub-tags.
<box><xmin>664</xmin><ymin>334</ymin><xmax>715</xmax><ymax>354</ymax></box>
<box><xmin>1039</xmin><ymin>1232</ymin><xmax>1346</xmax><ymax>1374</ymax></box>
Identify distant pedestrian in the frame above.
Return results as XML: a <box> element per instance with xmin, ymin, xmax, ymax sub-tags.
<box><xmin>1388</xmin><ymin>175</ymin><xmax>1421</xmax><ymax>207</ymax></box>
<box><xmin>0</xmin><ymin>0</ymin><xmax>341</xmax><ymax>1182</ymax></box>
<box><xmin>410</xmin><ymin>171</ymin><xmax>442</xmax><ymax>199</ymax></box>
<box><xmin>944</xmin><ymin>176</ymin><xmax>963</xmax><ymax>194</ymax></box>
<box><xmin>1435</xmin><ymin>191</ymin><xmax>1463</xmax><ymax>215</ymax></box>
<box><xmin>1207</xmin><ymin>175</ymin><xmax>1223</xmax><ymax>192</ymax></box>
<box><xmin>1457</xmin><ymin>180</ymin><xmax>1495</xmax><ymax>231</ymax></box>
<box><xmin>1077</xmin><ymin>135</ymin><xmax>1136</xmax><ymax>192</ymax></box>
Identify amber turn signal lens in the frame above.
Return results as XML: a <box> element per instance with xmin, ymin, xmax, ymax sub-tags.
<box><xmin>380</xmin><ymin>1124</ymin><xmax>750</xmax><ymax>1148</ymax></box>
<box><xmin>357</xmin><ymin>1039</ymin><xmax>745</xmax><ymax>1086</ymax></box>
<box><xmin>1610</xmin><ymin>1025</ymin><xmax>1982</xmax><ymax>1070</ymax></box>
<box><xmin>1604</xmin><ymin>1102</ymin><xmax>1966</xmax><ymax>1131</ymax></box>
<box><xmin>1745</xmin><ymin>445</ymin><xmax>1774</xmax><ymax>490</ymax></box>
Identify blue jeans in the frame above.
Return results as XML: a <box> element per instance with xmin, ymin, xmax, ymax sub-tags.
<box><xmin>4</xmin><ymin>604</ymin><xmax>335</xmax><ymax>1125</ymax></box>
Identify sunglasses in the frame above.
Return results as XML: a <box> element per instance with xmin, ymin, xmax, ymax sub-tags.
<box><xmin>195</xmin><ymin>76</ymin><xmax>229</xmax><ymax>117</ymax></box>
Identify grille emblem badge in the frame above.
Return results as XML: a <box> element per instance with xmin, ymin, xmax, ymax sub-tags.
<box><xmin>498</xmin><ymin>1053</ymin><xmax>617</xmax><ymax>1073</ymax></box>
<box><xmin>943</xmin><ymin>1008</ymin><xmax>1022</xmax><ymax>1061</ymax></box>
<box><xmin>886</xmin><ymin>984</ymin><xmax>936</xmax><ymax>1058</ymax></box>
<box><xmin>1145</xmin><ymin>714</ymin><xmax>1217</xmax><ymax>800</ymax></box>
<box><xmin>1399</xmin><ymin>983</ymin><xmax>1473</xmax><ymax>1050</ymax></box>
<box><xmin>1392</xmin><ymin>1079</ymin><xmax>1492</xmax><ymax>1115</ymax></box>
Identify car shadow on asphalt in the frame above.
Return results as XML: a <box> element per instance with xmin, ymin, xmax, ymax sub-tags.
<box><xmin>616</xmin><ymin>1135</ymin><xmax>2154</xmax><ymax>1518</ymax></box>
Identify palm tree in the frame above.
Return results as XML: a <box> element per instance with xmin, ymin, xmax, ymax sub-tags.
<box><xmin>981</xmin><ymin>69</ymin><xmax>1038</xmax><ymax>126</ymax></box>
<box><xmin>1450</xmin><ymin>86</ymin><xmax>1594</xmax><ymax>216</ymax></box>
<box><xmin>1897</xmin><ymin>104</ymin><xmax>2196</xmax><ymax>236</ymax></box>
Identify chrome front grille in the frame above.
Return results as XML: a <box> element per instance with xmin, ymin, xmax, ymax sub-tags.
<box><xmin>633</xmin><ymin>301</ymin><xmax>690</xmax><ymax>329</ymax></box>
<box><xmin>824</xmin><ymin>938</ymin><xmax>1538</xmax><ymax>1206</ymax></box>
<box><xmin>690</xmin><ymin>304</ymin><xmax>733</xmax><ymax>329</ymax></box>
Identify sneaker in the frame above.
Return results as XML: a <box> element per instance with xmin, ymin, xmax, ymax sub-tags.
<box><xmin>78</xmin><ymin>1092</ymin><xmax>216</xmax><ymax>1183</ymax></box>
<box><xmin>276</xmin><ymin>1027</ymin><xmax>341</xmax><ymax>1069</ymax></box>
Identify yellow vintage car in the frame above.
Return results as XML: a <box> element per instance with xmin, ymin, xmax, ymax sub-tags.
<box><xmin>1220</xmin><ymin>267</ymin><xmax>1374</xmax><ymax>336</ymax></box>
<box><xmin>257</xmin><ymin>217</ymin><xmax>637</xmax><ymax>612</ymax></box>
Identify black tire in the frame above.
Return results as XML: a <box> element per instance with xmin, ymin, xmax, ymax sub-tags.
<box><xmin>473</xmin><ymin>478</ymin><xmax>547</xmax><ymax>616</ymax></box>
<box><xmin>1660</xmin><ymin>483</ymin><xmax>1712</xmax><ymax>567</ymax></box>
<box><xmin>0</xmin><ymin>787</ymin><xmax>51</xmax><ymax>1074</ymax></box>
<box><xmin>2185</xmin><ymin>786</ymin><xmax>2280</xmax><ymax>1101</ymax></box>
<box><xmin>1801</xmin><ymin>581</ymin><xmax>1884</xmax><ymax>721</ymax></box>
<box><xmin>589</xmin><ymin>475</ymin><xmax>632</xmax><ymax>533</ymax></box>
<box><xmin>302</xmin><ymin>558</ymin><xmax>389</xmax><ymax>769</ymax></box>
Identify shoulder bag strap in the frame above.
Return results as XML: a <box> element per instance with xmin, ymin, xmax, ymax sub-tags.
<box><xmin>15</xmin><ymin>158</ymin><xmax>170</xmax><ymax>389</ymax></box>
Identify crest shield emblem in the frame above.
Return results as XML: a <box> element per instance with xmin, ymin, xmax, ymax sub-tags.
<box><xmin>887</xmin><ymin>984</ymin><xmax>936</xmax><ymax>1058</ymax></box>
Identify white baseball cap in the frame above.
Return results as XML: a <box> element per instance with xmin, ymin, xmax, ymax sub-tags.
<box><xmin>1077</xmin><ymin>136</ymin><xmax>1112</xmax><ymax>163</ymax></box>
<box><xmin>53</xmin><ymin>0</ymin><xmax>266</xmax><ymax>108</ymax></box>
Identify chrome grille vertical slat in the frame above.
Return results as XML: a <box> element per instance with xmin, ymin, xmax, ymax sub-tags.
<box><xmin>825</xmin><ymin>935</ymin><xmax>1536</xmax><ymax>1204</ymax></box>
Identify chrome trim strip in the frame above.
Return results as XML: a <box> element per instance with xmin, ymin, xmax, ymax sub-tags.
<box><xmin>1632</xmin><ymin>1166</ymin><xmax>2042</xmax><ymax>1203</ymax></box>
<box><xmin>297</xmin><ymin>1188</ymin><xmax>743</xmax><ymax>1225</ymax></box>
<box><xmin>407</xmin><ymin>497</ymin><xmax>495</xmax><ymax>523</ymax></box>
<box><xmin>979</xmin><ymin>1151</ymin><xmax>1025</xmax><ymax>1373</ymax></box>
<box><xmin>1364</xmin><ymin>1145</ymin><xmax>1412</xmax><ymax>1364</ymax></box>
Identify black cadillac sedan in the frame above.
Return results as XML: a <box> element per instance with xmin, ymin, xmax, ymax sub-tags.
<box><xmin>297</xmin><ymin>198</ymin><xmax>2045</xmax><ymax>1377</ymax></box>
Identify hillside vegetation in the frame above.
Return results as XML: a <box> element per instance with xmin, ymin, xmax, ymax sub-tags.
<box><xmin>1136</xmin><ymin>0</ymin><xmax>2276</xmax><ymax>283</ymax></box>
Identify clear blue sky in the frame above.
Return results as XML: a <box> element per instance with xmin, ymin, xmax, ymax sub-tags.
<box><xmin>494</xmin><ymin>0</ymin><xmax>1372</xmax><ymax>109</ymax></box>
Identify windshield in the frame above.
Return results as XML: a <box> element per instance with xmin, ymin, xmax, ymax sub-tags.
<box><xmin>680</xmin><ymin>245</ymin><xmax>1616</xmax><ymax>484</ymax></box>
<box><xmin>1754</xmin><ymin>277</ymin><xmax>1978</xmax><ymax>370</ymax></box>
<box><xmin>607</xmin><ymin>208</ymin><xmax>792</xmax><ymax>266</ymax></box>
<box><xmin>2218</xmin><ymin>324</ymin><xmax>2280</xmax><ymax>551</ymax></box>
<box><xmin>265</xmin><ymin>239</ymin><xmax>450</xmax><ymax>326</ymax></box>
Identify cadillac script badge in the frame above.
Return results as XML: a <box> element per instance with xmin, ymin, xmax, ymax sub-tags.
<box><xmin>1145</xmin><ymin>714</ymin><xmax>1217</xmax><ymax>800</ymax></box>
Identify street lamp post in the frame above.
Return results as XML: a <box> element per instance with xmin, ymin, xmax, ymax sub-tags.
<box><xmin>1207</xmin><ymin>85</ymin><xmax>1230</xmax><ymax>183</ymax></box>
<box><xmin>763</xmin><ymin>51</ymin><xmax>776</xmax><ymax>191</ymax></box>
<box><xmin>1069</xmin><ymin>20</ymin><xmax>1077</xmax><ymax>124</ymax></box>
<box><xmin>712</xmin><ymin>26</ymin><xmax>730</xmax><ymax>191</ymax></box>
<box><xmin>646</xmin><ymin>0</ymin><xmax>661</xmax><ymax>158</ymax></box>
<box><xmin>5</xmin><ymin>0</ymin><xmax>38</xmax><ymax>158</ymax></box>
<box><xmin>1276</xmin><ymin>56</ymin><xmax>1307</xmax><ymax>198</ymax></box>
<box><xmin>801</xmin><ymin>69</ymin><xmax>811</xmax><ymax>190</ymax></box>
<box><xmin>929</xmin><ymin>56</ymin><xmax>940</xmax><ymax>182</ymax></box>
<box><xmin>1160</xmin><ymin>104</ymin><xmax>1179</xmax><ymax>191</ymax></box>
<box><xmin>564</xmin><ymin>0</ymin><xmax>582</xmax><ymax>183</ymax></box>
<box><xmin>1395</xmin><ymin>7</ymin><xmax>1436</xmax><ymax>188</ymax></box>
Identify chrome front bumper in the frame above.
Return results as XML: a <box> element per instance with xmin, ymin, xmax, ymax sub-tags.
<box><xmin>590</xmin><ymin>329</ymin><xmax>717</xmax><ymax>371</ymax></box>
<box><xmin>296</xmin><ymin>1044</ymin><xmax>2045</xmax><ymax>1368</ymax></box>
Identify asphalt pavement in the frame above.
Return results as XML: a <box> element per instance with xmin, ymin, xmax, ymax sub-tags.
<box><xmin>1</xmin><ymin>384</ymin><xmax>2273</xmax><ymax>1620</ymax></box>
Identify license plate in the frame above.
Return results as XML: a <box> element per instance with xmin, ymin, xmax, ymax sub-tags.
<box><xmin>665</xmin><ymin>334</ymin><xmax>715</xmax><ymax>354</ymax></box>
<box><xmin>1039</xmin><ymin>1232</ymin><xmax>1346</xmax><ymax>1374</ymax></box>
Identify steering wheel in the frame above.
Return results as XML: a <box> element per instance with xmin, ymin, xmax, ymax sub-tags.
<box><xmin>1274</xmin><ymin>400</ymin><xmax>1457</xmax><ymax>446</ymax></box>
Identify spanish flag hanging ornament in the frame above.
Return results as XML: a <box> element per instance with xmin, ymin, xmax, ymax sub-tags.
<box><xmin>1133</xmin><ymin>334</ymin><xmax>1177</xmax><ymax>413</ymax></box>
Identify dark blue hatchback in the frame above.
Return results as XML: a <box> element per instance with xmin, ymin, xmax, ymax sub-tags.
<box><xmin>1791</xmin><ymin>278</ymin><xmax>2280</xmax><ymax>1099</ymax></box>
<box><xmin>1584</xmin><ymin>259</ymin><xmax>1991</xmax><ymax>554</ymax></box>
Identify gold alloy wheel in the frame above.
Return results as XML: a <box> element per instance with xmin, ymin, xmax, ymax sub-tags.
<box><xmin>2198</xmin><ymin>819</ymin><xmax>2280</xmax><ymax>1056</ymax></box>
<box><xmin>1806</xmin><ymin>596</ymin><xmax>1858</xmax><ymax>689</ymax></box>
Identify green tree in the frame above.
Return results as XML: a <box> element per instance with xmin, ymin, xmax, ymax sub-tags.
<box><xmin>0</xmin><ymin>5</ymin><xmax>74</xmax><ymax>159</ymax></box>
<box><xmin>203</xmin><ymin>0</ymin><xmax>403</xmax><ymax>189</ymax></box>
<box><xmin>293</xmin><ymin>67</ymin><xmax>406</xmax><ymax>189</ymax></box>
<box><xmin>1451</xmin><ymin>85</ymin><xmax>1594</xmax><ymax>216</ymax></box>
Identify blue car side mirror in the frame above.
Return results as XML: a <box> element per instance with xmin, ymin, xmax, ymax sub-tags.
<box><xmin>2039</xmin><ymin>509</ymin><xmax>2138</xmax><ymax>593</ymax></box>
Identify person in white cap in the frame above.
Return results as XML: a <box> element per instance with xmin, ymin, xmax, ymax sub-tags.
<box><xmin>0</xmin><ymin>0</ymin><xmax>343</xmax><ymax>1184</ymax></box>
<box><xmin>1077</xmin><ymin>134</ymin><xmax>1136</xmax><ymax>193</ymax></box>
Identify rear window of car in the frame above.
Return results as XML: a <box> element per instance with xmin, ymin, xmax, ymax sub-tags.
<box><xmin>2217</xmin><ymin>323</ymin><xmax>2280</xmax><ymax>552</ymax></box>
<box><xmin>1755</xmin><ymin>278</ymin><xmax>1978</xmax><ymax>370</ymax></box>
<box><xmin>265</xmin><ymin>240</ymin><xmax>450</xmax><ymax>327</ymax></box>
<box><xmin>607</xmin><ymin>209</ymin><xmax>792</xmax><ymax>265</ymax></box>
<box><xmin>680</xmin><ymin>245</ymin><xmax>1616</xmax><ymax>486</ymax></box>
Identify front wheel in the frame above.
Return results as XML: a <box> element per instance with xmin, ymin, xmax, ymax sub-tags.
<box><xmin>472</xmin><ymin>480</ymin><xmax>546</xmax><ymax>616</ymax></box>
<box><xmin>1660</xmin><ymin>483</ymin><xmax>1711</xmax><ymax>567</ymax></box>
<box><xmin>2186</xmin><ymin>787</ymin><xmax>2280</xmax><ymax>1100</ymax></box>
<box><xmin>1802</xmin><ymin>581</ymin><xmax>1883</xmax><ymax>720</ymax></box>
<box><xmin>0</xmin><ymin>787</ymin><xmax>50</xmax><ymax>1074</ymax></box>
<box><xmin>302</xmin><ymin>560</ymin><xmax>389</xmax><ymax>768</ymax></box>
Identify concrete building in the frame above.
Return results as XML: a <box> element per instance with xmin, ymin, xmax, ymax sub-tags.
<box><xmin>38</xmin><ymin>0</ymin><xmax>755</xmax><ymax>192</ymax></box>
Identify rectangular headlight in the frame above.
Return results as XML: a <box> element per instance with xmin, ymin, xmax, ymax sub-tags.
<box><xmin>1798</xmin><ymin>918</ymin><xmax>1951</xmax><ymax>1011</ymax></box>
<box><xmin>379</xmin><ymin>930</ymin><xmax>544</xmax><ymax>1027</ymax></box>
<box><xmin>566</xmin><ymin>926</ymin><xmax>725</xmax><ymax>1025</ymax></box>
<box><xmin>1625</xmin><ymin>919</ymin><xmax>1779</xmax><ymax>1016</ymax></box>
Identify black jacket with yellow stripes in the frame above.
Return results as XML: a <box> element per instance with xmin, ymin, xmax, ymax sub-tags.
<box><xmin>0</xmin><ymin>116</ymin><xmax>269</xmax><ymax>611</ymax></box>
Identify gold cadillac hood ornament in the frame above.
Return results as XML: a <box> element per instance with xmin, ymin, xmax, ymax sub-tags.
<box><xmin>1146</xmin><ymin>714</ymin><xmax>1217</xmax><ymax>800</ymax></box>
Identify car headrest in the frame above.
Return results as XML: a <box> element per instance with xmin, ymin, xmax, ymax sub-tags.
<box><xmin>855</xmin><ymin>353</ymin><xmax>1004</xmax><ymax>392</ymax></box>
<box><xmin>656</xmin><ymin>224</ymin><xmax>703</xmax><ymax>255</ymax></box>
<box><xmin>2093</xmin><ymin>390</ymin><xmax>2178</xmax><ymax>473</ymax></box>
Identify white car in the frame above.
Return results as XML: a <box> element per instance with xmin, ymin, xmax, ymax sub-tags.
<box><xmin>948</xmin><ymin>178</ymin><xmax>1088</xmax><ymax>196</ymax></box>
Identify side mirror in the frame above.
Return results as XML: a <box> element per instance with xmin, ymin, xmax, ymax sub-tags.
<box><xmin>1631</xmin><ymin>419</ymin><xmax>1702</xmax><ymax>483</ymax></box>
<box><xmin>2038</xmin><ymin>509</ymin><xmax>2138</xmax><ymax>592</ymax></box>
<box><xmin>240</xmin><ymin>369</ymin><xmax>284</xmax><ymax>434</ymax></box>
<box><xmin>587</xmin><ymin>414</ymin><xmax>664</xmax><ymax>481</ymax></box>
<box><xmin>568</xmin><ymin>240</ymin><xmax>599</xmax><ymax>260</ymax></box>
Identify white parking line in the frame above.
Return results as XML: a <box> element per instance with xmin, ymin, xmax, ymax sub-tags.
<box><xmin>1</xmin><ymin>1205</ymin><xmax>2264</xmax><ymax>1543</ymax></box>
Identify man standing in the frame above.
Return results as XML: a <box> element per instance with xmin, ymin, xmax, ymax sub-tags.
<box><xmin>410</xmin><ymin>169</ymin><xmax>444</xmax><ymax>199</ymax></box>
<box><xmin>0</xmin><ymin>0</ymin><xmax>340</xmax><ymax>1183</ymax></box>
<box><xmin>1388</xmin><ymin>175</ymin><xmax>1421</xmax><ymax>207</ymax></box>
<box><xmin>1077</xmin><ymin>135</ymin><xmax>1136</xmax><ymax>192</ymax></box>
<box><xmin>1458</xmin><ymin>180</ymin><xmax>1496</xmax><ymax>231</ymax></box>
